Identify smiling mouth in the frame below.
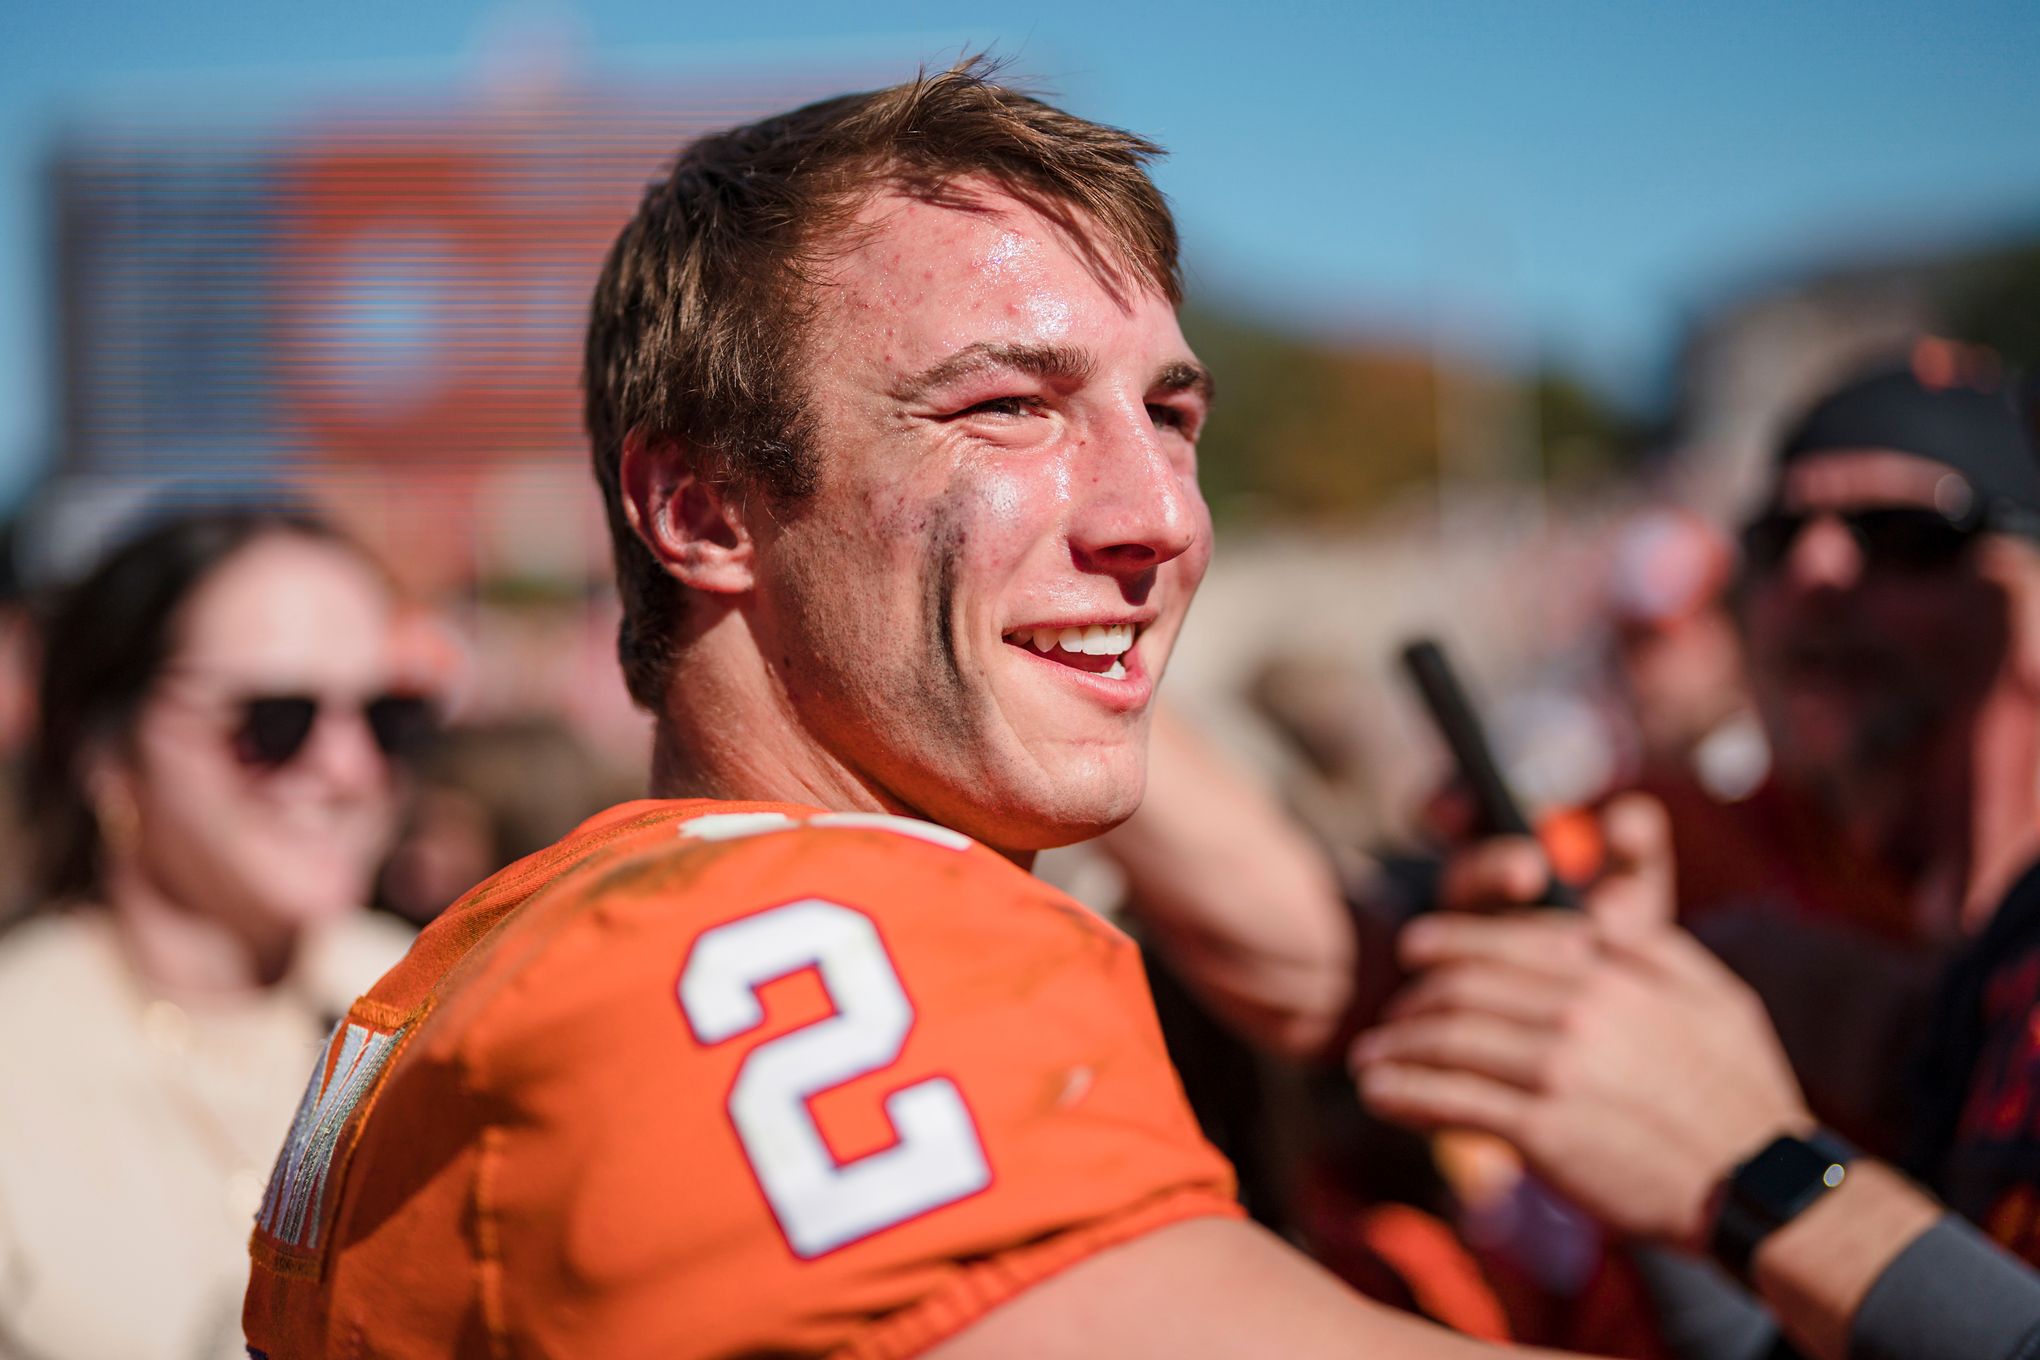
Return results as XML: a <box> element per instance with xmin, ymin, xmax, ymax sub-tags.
<box><xmin>1002</xmin><ymin>623</ymin><xmax>1138</xmax><ymax>680</ymax></box>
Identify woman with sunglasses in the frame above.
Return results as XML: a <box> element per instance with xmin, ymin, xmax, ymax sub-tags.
<box><xmin>0</xmin><ymin>508</ymin><xmax>422</xmax><ymax>1360</ymax></box>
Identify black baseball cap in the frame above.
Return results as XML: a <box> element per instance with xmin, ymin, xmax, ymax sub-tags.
<box><xmin>1777</xmin><ymin>340</ymin><xmax>2040</xmax><ymax>536</ymax></box>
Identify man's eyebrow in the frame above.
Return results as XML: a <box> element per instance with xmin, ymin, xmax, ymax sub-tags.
<box><xmin>892</xmin><ymin>342</ymin><xmax>1096</xmax><ymax>403</ymax></box>
<box><xmin>1154</xmin><ymin>360</ymin><xmax>1216</xmax><ymax>405</ymax></box>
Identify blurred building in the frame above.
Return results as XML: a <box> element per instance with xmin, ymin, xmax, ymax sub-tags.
<box><xmin>25</xmin><ymin>65</ymin><xmax>880</xmax><ymax>768</ymax></box>
<box><xmin>39</xmin><ymin>74</ymin><xmax>859</xmax><ymax>596</ymax></box>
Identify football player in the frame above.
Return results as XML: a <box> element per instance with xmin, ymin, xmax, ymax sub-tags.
<box><xmin>244</xmin><ymin>61</ymin><xmax>1566</xmax><ymax>1359</ymax></box>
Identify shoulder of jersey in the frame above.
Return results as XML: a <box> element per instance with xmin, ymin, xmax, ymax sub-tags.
<box><xmin>671</xmin><ymin>806</ymin><xmax>990</xmax><ymax>858</ymax></box>
<box><xmin>575</xmin><ymin>801</ymin><xmax>1044</xmax><ymax>890</ymax></box>
<box><xmin>399</xmin><ymin>801</ymin><xmax>1121</xmax><ymax>1046</ymax></box>
<box><xmin>570</xmin><ymin>803</ymin><xmax>1033</xmax><ymax>896</ymax></box>
<box><xmin>548</xmin><ymin>804</ymin><xmax>1113</xmax><ymax>951</ymax></box>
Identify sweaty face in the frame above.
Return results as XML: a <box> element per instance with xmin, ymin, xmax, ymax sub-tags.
<box><xmin>746</xmin><ymin>183</ymin><xmax>1213</xmax><ymax>852</ymax></box>
<box><xmin>117</xmin><ymin>535</ymin><xmax>403</xmax><ymax>937</ymax></box>
<box><xmin>1740</xmin><ymin>448</ymin><xmax>2011</xmax><ymax>788</ymax></box>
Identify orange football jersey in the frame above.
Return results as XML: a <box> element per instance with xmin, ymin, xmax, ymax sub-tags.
<box><xmin>245</xmin><ymin>799</ymin><xmax>1241</xmax><ymax>1358</ymax></box>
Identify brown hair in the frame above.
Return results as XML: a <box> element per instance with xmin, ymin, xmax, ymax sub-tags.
<box><xmin>584</xmin><ymin>57</ymin><xmax>1182</xmax><ymax>708</ymax></box>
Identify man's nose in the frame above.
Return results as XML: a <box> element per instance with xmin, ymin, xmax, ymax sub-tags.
<box><xmin>1784</xmin><ymin>514</ymin><xmax>1865</xmax><ymax>591</ymax></box>
<box><xmin>1067</xmin><ymin>411</ymin><xmax>1203</xmax><ymax>578</ymax></box>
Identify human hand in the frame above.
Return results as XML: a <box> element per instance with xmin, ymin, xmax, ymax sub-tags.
<box><xmin>1431</xmin><ymin>793</ymin><xmax>1675</xmax><ymax>932</ymax></box>
<box><xmin>1354</xmin><ymin>804</ymin><xmax>1812</xmax><ymax>1250</ymax></box>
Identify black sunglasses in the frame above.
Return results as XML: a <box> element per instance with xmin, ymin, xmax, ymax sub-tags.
<box><xmin>1738</xmin><ymin>505</ymin><xmax>1984</xmax><ymax>577</ymax></box>
<box><xmin>231</xmin><ymin>693</ymin><xmax>438</xmax><ymax>770</ymax></box>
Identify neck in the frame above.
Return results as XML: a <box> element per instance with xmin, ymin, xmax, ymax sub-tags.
<box><xmin>651</xmin><ymin>610</ymin><xmax>906</xmax><ymax>815</ymax></box>
<box><xmin>648</xmin><ymin>717</ymin><xmax>884</xmax><ymax>814</ymax></box>
<box><xmin>648</xmin><ymin>613</ymin><xmax>1037</xmax><ymax>871</ymax></box>
<box><xmin>102</xmin><ymin>859</ymin><xmax>296</xmax><ymax>1004</ymax></box>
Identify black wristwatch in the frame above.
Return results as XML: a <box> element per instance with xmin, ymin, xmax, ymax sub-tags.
<box><xmin>1710</xmin><ymin>1128</ymin><xmax>1856</xmax><ymax>1280</ymax></box>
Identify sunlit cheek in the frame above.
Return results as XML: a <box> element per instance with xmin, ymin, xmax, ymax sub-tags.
<box><xmin>974</xmin><ymin>467</ymin><xmax>1031</xmax><ymax>534</ymax></box>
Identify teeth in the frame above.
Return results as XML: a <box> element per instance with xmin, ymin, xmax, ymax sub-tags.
<box><xmin>1105</xmin><ymin>658</ymin><xmax>1127</xmax><ymax>680</ymax></box>
<box><xmin>1006</xmin><ymin>623</ymin><xmax>1138</xmax><ymax>657</ymax></box>
<box><xmin>1092</xmin><ymin>624</ymin><xmax>1136</xmax><ymax>655</ymax></box>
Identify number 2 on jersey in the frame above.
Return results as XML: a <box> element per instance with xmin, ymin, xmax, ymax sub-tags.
<box><xmin>678</xmin><ymin>899</ymin><xmax>991</xmax><ymax>1257</ymax></box>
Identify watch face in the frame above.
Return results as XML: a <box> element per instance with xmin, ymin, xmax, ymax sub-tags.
<box><xmin>1714</xmin><ymin>1132</ymin><xmax>1854</xmax><ymax>1278</ymax></box>
<box><xmin>1741</xmin><ymin>1135</ymin><xmax>1849</xmax><ymax>1218</ymax></box>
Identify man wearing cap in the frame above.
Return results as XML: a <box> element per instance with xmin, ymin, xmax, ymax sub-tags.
<box><xmin>1636</xmin><ymin>349</ymin><xmax>2040</xmax><ymax>1155</ymax></box>
<box><xmin>1739</xmin><ymin>348</ymin><xmax>2040</xmax><ymax>942</ymax></box>
<box><xmin>1356</xmin><ymin>351</ymin><xmax>2040</xmax><ymax>1359</ymax></box>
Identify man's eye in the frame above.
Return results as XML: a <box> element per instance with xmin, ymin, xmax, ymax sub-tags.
<box><xmin>1148</xmin><ymin>403</ymin><xmax>1197</xmax><ymax>437</ymax></box>
<box><xmin>962</xmin><ymin>396</ymin><xmax>1040</xmax><ymax>418</ymax></box>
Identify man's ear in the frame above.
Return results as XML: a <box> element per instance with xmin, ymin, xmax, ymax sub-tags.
<box><xmin>619</xmin><ymin>433</ymin><xmax>755</xmax><ymax>595</ymax></box>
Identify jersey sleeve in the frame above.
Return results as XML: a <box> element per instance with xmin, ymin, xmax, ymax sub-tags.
<box><xmin>368</xmin><ymin>819</ymin><xmax>1239</xmax><ymax>1358</ymax></box>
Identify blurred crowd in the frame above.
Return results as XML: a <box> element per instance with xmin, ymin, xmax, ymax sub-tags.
<box><xmin>0</xmin><ymin>509</ymin><xmax>636</xmax><ymax>1356</ymax></box>
<box><xmin>1087</xmin><ymin>339</ymin><xmax>2040</xmax><ymax>1355</ymax></box>
<box><xmin>3</xmin><ymin>332</ymin><xmax>2040</xmax><ymax>1358</ymax></box>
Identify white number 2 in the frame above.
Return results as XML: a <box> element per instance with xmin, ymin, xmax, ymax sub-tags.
<box><xmin>678</xmin><ymin>899</ymin><xmax>991</xmax><ymax>1257</ymax></box>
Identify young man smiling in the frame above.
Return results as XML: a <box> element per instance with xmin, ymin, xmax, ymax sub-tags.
<box><xmin>616</xmin><ymin>177</ymin><xmax>1214</xmax><ymax>855</ymax></box>
<box><xmin>242</xmin><ymin>63</ymin><xmax>1562</xmax><ymax>1359</ymax></box>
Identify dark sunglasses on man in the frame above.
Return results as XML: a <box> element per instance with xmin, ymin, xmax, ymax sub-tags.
<box><xmin>1738</xmin><ymin>503</ymin><xmax>1987</xmax><ymax>577</ymax></box>
<box><xmin>229</xmin><ymin>692</ymin><xmax>439</xmax><ymax>770</ymax></box>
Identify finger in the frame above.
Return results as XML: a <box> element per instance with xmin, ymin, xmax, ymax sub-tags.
<box><xmin>1382</xmin><ymin>961</ymin><xmax>1573</xmax><ymax>1029</ymax></box>
<box><xmin>1358</xmin><ymin>1061</ymin><xmax>1533</xmax><ymax>1141</ymax></box>
<box><xmin>1589</xmin><ymin>794</ymin><xmax>1675</xmax><ymax>935</ymax></box>
<box><xmin>1436</xmin><ymin>836</ymin><xmax>1550</xmax><ymax>916</ymax></box>
<box><xmin>1351</xmin><ymin>1012</ymin><xmax>1552</xmax><ymax>1090</ymax></box>
<box><xmin>1399</xmin><ymin>909</ymin><xmax>1597</xmax><ymax>980</ymax></box>
<box><xmin>1602</xmin><ymin>921</ymin><xmax>1741</xmax><ymax>995</ymax></box>
<box><xmin>1420</xmin><ymin>781</ymin><xmax>1480</xmax><ymax>845</ymax></box>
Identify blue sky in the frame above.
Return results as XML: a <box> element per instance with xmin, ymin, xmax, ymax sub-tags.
<box><xmin>3</xmin><ymin>0</ymin><xmax>2038</xmax><ymax>508</ymax></box>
